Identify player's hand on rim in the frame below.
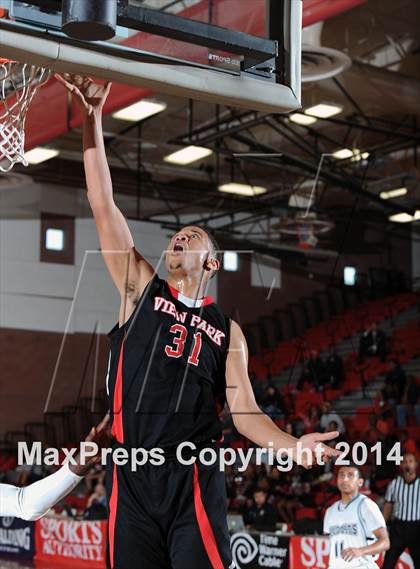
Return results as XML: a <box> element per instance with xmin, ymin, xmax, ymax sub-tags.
<box><xmin>55</xmin><ymin>73</ymin><xmax>112</xmax><ymax>117</ymax></box>
<box><xmin>293</xmin><ymin>430</ymin><xmax>342</xmax><ymax>469</ymax></box>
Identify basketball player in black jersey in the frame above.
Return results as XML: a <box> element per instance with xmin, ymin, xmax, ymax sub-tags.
<box><xmin>57</xmin><ymin>75</ymin><xmax>341</xmax><ymax>569</ymax></box>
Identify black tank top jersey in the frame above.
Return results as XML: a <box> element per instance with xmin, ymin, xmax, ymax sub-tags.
<box><xmin>107</xmin><ymin>275</ymin><xmax>231</xmax><ymax>449</ymax></box>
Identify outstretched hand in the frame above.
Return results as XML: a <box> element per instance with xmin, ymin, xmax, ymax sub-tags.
<box><xmin>69</xmin><ymin>413</ymin><xmax>111</xmax><ymax>476</ymax></box>
<box><xmin>293</xmin><ymin>430</ymin><xmax>342</xmax><ymax>469</ymax></box>
<box><xmin>55</xmin><ymin>73</ymin><xmax>112</xmax><ymax>117</ymax></box>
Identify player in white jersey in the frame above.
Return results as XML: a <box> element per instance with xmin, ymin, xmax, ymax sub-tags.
<box><xmin>324</xmin><ymin>465</ymin><xmax>390</xmax><ymax>569</ymax></box>
<box><xmin>0</xmin><ymin>415</ymin><xmax>109</xmax><ymax>520</ymax></box>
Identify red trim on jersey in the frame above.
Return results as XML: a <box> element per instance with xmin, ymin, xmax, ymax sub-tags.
<box><xmin>108</xmin><ymin>464</ymin><xmax>118</xmax><ymax>569</ymax></box>
<box><xmin>111</xmin><ymin>341</ymin><xmax>125</xmax><ymax>444</ymax></box>
<box><xmin>167</xmin><ymin>282</ymin><xmax>214</xmax><ymax>307</ymax></box>
<box><xmin>193</xmin><ymin>463</ymin><xmax>224</xmax><ymax>569</ymax></box>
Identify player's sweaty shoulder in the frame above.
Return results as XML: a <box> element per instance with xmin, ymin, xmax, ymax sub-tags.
<box><xmin>118</xmin><ymin>271</ymin><xmax>154</xmax><ymax>326</ymax></box>
<box><xmin>133</xmin><ymin>249</ymin><xmax>155</xmax><ymax>291</ymax></box>
<box><xmin>125</xmin><ymin>271</ymin><xmax>154</xmax><ymax>305</ymax></box>
<box><xmin>119</xmin><ymin>247</ymin><xmax>154</xmax><ymax>301</ymax></box>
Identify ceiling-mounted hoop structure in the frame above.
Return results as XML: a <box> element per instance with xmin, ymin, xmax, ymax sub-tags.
<box><xmin>276</xmin><ymin>214</ymin><xmax>335</xmax><ymax>236</ymax></box>
<box><xmin>301</xmin><ymin>44</ymin><xmax>352</xmax><ymax>82</ymax></box>
<box><xmin>276</xmin><ymin>214</ymin><xmax>334</xmax><ymax>250</ymax></box>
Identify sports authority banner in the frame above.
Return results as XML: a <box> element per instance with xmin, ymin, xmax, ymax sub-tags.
<box><xmin>289</xmin><ymin>536</ymin><xmax>329</xmax><ymax>568</ymax></box>
<box><xmin>0</xmin><ymin>516</ymin><xmax>35</xmax><ymax>559</ymax></box>
<box><xmin>231</xmin><ymin>532</ymin><xmax>289</xmax><ymax>568</ymax></box>
<box><xmin>289</xmin><ymin>536</ymin><xmax>414</xmax><ymax>569</ymax></box>
<box><xmin>35</xmin><ymin>517</ymin><xmax>107</xmax><ymax>568</ymax></box>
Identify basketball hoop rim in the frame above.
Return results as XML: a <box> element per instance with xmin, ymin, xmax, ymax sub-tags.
<box><xmin>278</xmin><ymin>218</ymin><xmax>334</xmax><ymax>236</ymax></box>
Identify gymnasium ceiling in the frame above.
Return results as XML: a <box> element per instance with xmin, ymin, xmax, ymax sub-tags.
<box><xmin>2</xmin><ymin>0</ymin><xmax>420</xmax><ymax>255</ymax></box>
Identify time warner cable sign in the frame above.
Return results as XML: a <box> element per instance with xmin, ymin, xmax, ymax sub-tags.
<box><xmin>231</xmin><ymin>532</ymin><xmax>289</xmax><ymax>568</ymax></box>
<box><xmin>0</xmin><ymin>516</ymin><xmax>35</xmax><ymax>559</ymax></box>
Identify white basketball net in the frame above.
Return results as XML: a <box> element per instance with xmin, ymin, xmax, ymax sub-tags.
<box><xmin>0</xmin><ymin>61</ymin><xmax>51</xmax><ymax>173</ymax></box>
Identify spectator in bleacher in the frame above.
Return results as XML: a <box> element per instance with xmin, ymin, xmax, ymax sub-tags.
<box><xmin>267</xmin><ymin>467</ymin><xmax>294</xmax><ymax>524</ymax></box>
<box><xmin>289</xmin><ymin>465</ymin><xmax>313</xmax><ymax>506</ymax></box>
<box><xmin>307</xmin><ymin>350</ymin><xmax>328</xmax><ymax>391</ymax></box>
<box><xmin>260</xmin><ymin>384</ymin><xmax>284</xmax><ymax>419</ymax></box>
<box><xmin>367</xmin><ymin>414</ymin><xmax>394</xmax><ymax>446</ymax></box>
<box><xmin>368</xmin><ymin>414</ymin><xmax>379</xmax><ymax>431</ymax></box>
<box><xmin>399</xmin><ymin>430</ymin><xmax>418</xmax><ymax>456</ymax></box>
<box><xmin>301</xmin><ymin>404</ymin><xmax>322</xmax><ymax>433</ymax></box>
<box><xmin>84</xmin><ymin>463</ymin><xmax>105</xmax><ymax>494</ymax></box>
<box><xmin>84</xmin><ymin>482</ymin><xmax>107</xmax><ymax>520</ymax></box>
<box><xmin>219</xmin><ymin>408</ymin><xmax>236</xmax><ymax>446</ymax></box>
<box><xmin>243</xmin><ymin>489</ymin><xmax>279</xmax><ymax>532</ymax></box>
<box><xmin>297</xmin><ymin>366</ymin><xmax>312</xmax><ymax>391</ymax></box>
<box><xmin>0</xmin><ymin>451</ymin><xmax>17</xmax><ymax>481</ymax></box>
<box><xmin>243</xmin><ymin>463</ymin><xmax>259</xmax><ymax>490</ymax></box>
<box><xmin>275</xmin><ymin>470</ymin><xmax>303</xmax><ymax>524</ymax></box>
<box><xmin>379</xmin><ymin>383</ymin><xmax>400</xmax><ymax>420</ymax></box>
<box><xmin>225</xmin><ymin>465</ymin><xmax>235</xmax><ymax>500</ymax></box>
<box><xmin>325</xmin><ymin>345</ymin><xmax>344</xmax><ymax>389</ymax></box>
<box><xmin>385</xmin><ymin>360</ymin><xmax>406</xmax><ymax>401</ymax></box>
<box><xmin>267</xmin><ymin>467</ymin><xmax>281</xmax><ymax>494</ymax></box>
<box><xmin>376</xmin><ymin>416</ymin><xmax>392</xmax><ymax>436</ymax></box>
<box><xmin>227</xmin><ymin>474</ymin><xmax>249</xmax><ymax>512</ymax></box>
<box><xmin>359</xmin><ymin>322</ymin><xmax>387</xmax><ymax>362</ymax></box>
<box><xmin>325</xmin><ymin>420</ymin><xmax>340</xmax><ymax>442</ymax></box>
<box><xmin>320</xmin><ymin>401</ymin><xmax>346</xmax><ymax>435</ymax></box>
<box><xmin>396</xmin><ymin>375</ymin><xmax>420</xmax><ymax>428</ymax></box>
<box><xmin>256</xmin><ymin>476</ymin><xmax>272</xmax><ymax>495</ymax></box>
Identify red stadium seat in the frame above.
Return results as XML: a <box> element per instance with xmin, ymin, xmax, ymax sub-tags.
<box><xmin>229</xmin><ymin>440</ymin><xmax>246</xmax><ymax>450</ymax></box>
<box><xmin>295</xmin><ymin>507</ymin><xmax>318</xmax><ymax>521</ymax></box>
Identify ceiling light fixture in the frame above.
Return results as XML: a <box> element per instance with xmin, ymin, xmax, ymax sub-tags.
<box><xmin>112</xmin><ymin>100</ymin><xmax>167</xmax><ymax>121</ymax></box>
<box><xmin>351</xmin><ymin>151</ymin><xmax>370</xmax><ymax>162</ymax></box>
<box><xmin>388</xmin><ymin>211</ymin><xmax>420</xmax><ymax>223</ymax></box>
<box><xmin>380</xmin><ymin>187</ymin><xmax>408</xmax><ymax>200</ymax></box>
<box><xmin>289</xmin><ymin>113</ymin><xmax>318</xmax><ymax>126</ymax></box>
<box><xmin>25</xmin><ymin>147</ymin><xmax>59</xmax><ymax>165</ymax></box>
<box><xmin>332</xmin><ymin>148</ymin><xmax>356</xmax><ymax>160</ymax></box>
<box><xmin>218</xmin><ymin>183</ymin><xmax>267</xmax><ymax>197</ymax></box>
<box><xmin>305</xmin><ymin>103</ymin><xmax>343</xmax><ymax>118</ymax></box>
<box><xmin>164</xmin><ymin>146</ymin><xmax>213</xmax><ymax>165</ymax></box>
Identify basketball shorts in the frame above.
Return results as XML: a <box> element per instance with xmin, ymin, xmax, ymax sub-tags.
<box><xmin>106</xmin><ymin>446</ymin><xmax>234</xmax><ymax>569</ymax></box>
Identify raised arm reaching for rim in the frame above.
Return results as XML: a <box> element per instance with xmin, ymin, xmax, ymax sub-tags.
<box><xmin>56</xmin><ymin>74</ymin><xmax>154</xmax><ymax>325</ymax></box>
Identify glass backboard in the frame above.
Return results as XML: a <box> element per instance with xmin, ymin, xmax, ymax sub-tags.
<box><xmin>0</xmin><ymin>0</ymin><xmax>301</xmax><ymax>113</ymax></box>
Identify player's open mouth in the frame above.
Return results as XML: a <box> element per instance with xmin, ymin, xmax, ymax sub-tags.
<box><xmin>172</xmin><ymin>243</ymin><xmax>185</xmax><ymax>255</ymax></box>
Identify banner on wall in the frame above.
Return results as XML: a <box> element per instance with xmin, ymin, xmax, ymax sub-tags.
<box><xmin>289</xmin><ymin>536</ymin><xmax>414</xmax><ymax>569</ymax></box>
<box><xmin>0</xmin><ymin>516</ymin><xmax>35</xmax><ymax>559</ymax></box>
<box><xmin>35</xmin><ymin>517</ymin><xmax>107</xmax><ymax>568</ymax></box>
<box><xmin>230</xmin><ymin>532</ymin><xmax>289</xmax><ymax>568</ymax></box>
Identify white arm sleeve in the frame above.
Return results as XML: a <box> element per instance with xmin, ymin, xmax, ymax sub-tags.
<box><xmin>0</xmin><ymin>463</ymin><xmax>83</xmax><ymax>521</ymax></box>
<box><xmin>361</xmin><ymin>497</ymin><xmax>387</xmax><ymax>533</ymax></box>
